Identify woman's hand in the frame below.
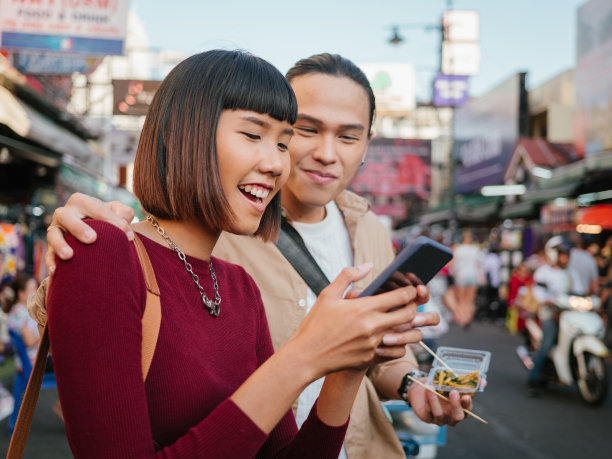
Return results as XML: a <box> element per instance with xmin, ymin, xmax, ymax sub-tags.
<box><xmin>46</xmin><ymin>193</ymin><xmax>134</xmax><ymax>274</ymax></box>
<box><xmin>285</xmin><ymin>263</ymin><xmax>435</xmax><ymax>379</ymax></box>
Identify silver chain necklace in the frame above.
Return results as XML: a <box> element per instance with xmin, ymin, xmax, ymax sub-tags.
<box><xmin>146</xmin><ymin>215</ymin><xmax>221</xmax><ymax>317</ymax></box>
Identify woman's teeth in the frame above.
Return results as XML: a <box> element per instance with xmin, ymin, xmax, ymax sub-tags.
<box><xmin>239</xmin><ymin>185</ymin><xmax>270</xmax><ymax>202</ymax></box>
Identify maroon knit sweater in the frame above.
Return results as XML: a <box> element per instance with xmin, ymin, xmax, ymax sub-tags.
<box><xmin>47</xmin><ymin>220</ymin><xmax>347</xmax><ymax>458</ymax></box>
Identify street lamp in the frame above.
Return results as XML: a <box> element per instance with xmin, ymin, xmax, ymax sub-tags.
<box><xmin>387</xmin><ymin>23</ymin><xmax>444</xmax><ymax>47</ymax></box>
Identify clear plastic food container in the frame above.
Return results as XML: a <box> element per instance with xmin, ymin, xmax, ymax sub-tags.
<box><xmin>426</xmin><ymin>346</ymin><xmax>491</xmax><ymax>397</ymax></box>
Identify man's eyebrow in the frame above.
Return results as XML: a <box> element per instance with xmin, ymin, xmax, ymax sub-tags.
<box><xmin>296</xmin><ymin>113</ymin><xmax>365</xmax><ymax>131</ymax></box>
<box><xmin>241</xmin><ymin>115</ymin><xmax>294</xmax><ymax>136</ymax></box>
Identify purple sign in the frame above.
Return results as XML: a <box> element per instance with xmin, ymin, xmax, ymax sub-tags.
<box><xmin>433</xmin><ymin>73</ymin><xmax>469</xmax><ymax>107</ymax></box>
<box><xmin>452</xmin><ymin>73</ymin><xmax>528</xmax><ymax>194</ymax></box>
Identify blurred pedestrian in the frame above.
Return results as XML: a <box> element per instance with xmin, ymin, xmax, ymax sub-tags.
<box><xmin>480</xmin><ymin>244</ymin><xmax>504</xmax><ymax>320</ymax></box>
<box><xmin>4</xmin><ymin>273</ymin><xmax>61</xmax><ymax>419</ymax></box>
<box><xmin>450</xmin><ymin>229</ymin><xmax>483</xmax><ymax>327</ymax></box>
<box><xmin>568</xmin><ymin>233</ymin><xmax>599</xmax><ymax>295</ymax></box>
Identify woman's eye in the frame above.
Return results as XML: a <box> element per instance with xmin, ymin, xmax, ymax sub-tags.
<box><xmin>278</xmin><ymin>143</ymin><xmax>289</xmax><ymax>151</ymax></box>
<box><xmin>243</xmin><ymin>132</ymin><xmax>260</xmax><ymax>140</ymax></box>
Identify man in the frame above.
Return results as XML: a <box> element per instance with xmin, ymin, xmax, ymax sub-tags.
<box><xmin>527</xmin><ymin>236</ymin><xmax>583</xmax><ymax>396</ymax></box>
<box><xmin>39</xmin><ymin>53</ymin><xmax>471</xmax><ymax>458</ymax></box>
<box><xmin>568</xmin><ymin>233</ymin><xmax>599</xmax><ymax>296</ymax></box>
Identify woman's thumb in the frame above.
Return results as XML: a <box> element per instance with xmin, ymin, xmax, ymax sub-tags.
<box><xmin>326</xmin><ymin>263</ymin><xmax>373</xmax><ymax>298</ymax></box>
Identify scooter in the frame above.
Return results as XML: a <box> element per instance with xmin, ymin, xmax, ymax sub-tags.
<box><xmin>517</xmin><ymin>293</ymin><xmax>610</xmax><ymax>406</ymax></box>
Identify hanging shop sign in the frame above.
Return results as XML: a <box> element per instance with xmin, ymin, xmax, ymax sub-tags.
<box><xmin>574</xmin><ymin>0</ymin><xmax>612</xmax><ymax>157</ymax></box>
<box><xmin>350</xmin><ymin>138</ymin><xmax>431</xmax><ymax>223</ymax></box>
<box><xmin>359</xmin><ymin>63</ymin><xmax>416</xmax><ymax>113</ymax></box>
<box><xmin>432</xmin><ymin>73</ymin><xmax>469</xmax><ymax>107</ymax></box>
<box><xmin>0</xmin><ymin>0</ymin><xmax>129</xmax><ymax>55</ymax></box>
<box><xmin>14</xmin><ymin>51</ymin><xmax>100</xmax><ymax>75</ymax></box>
<box><xmin>112</xmin><ymin>79</ymin><xmax>162</xmax><ymax>116</ymax></box>
<box><xmin>452</xmin><ymin>73</ymin><xmax>528</xmax><ymax>194</ymax></box>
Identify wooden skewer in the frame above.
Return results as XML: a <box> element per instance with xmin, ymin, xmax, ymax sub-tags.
<box><xmin>419</xmin><ymin>341</ymin><xmax>457</xmax><ymax>376</ymax></box>
<box><xmin>405</xmin><ymin>374</ymin><xmax>488</xmax><ymax>425</ymax></box>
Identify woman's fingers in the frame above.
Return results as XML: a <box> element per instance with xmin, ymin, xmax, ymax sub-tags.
<box><xmin>324</xmin><ymin>263</ymin><xmax>373</xmax><ymax>299</ymax></box>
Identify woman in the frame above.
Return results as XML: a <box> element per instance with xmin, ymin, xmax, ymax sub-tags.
<box><xmin>5</xmin><ymin>274</ymin><xmax>39</xmax><ymax>368</ymax></box>
<box><xmin>46</xmin><ymin>50</ymin><xmax>431</xmax><ymax>458</ymax></box>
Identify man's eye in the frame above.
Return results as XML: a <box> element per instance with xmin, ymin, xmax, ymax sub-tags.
<box><xmin>243</xmin><ymin>132</ymin><xmax>260</xmax><ymax>140</ymax></box>
<box><xmin>340</xmin><ymin>135</ymin><xmax>359</xmax><ymax>142</ymax></box>
<box><xmin>296</xmin><ymin>127</ymin><xmax>317</xmax><ymax>134</ymax></box>
<box><xmin>278</xmin><ymin>143</ymin><xmax>289</xmax><ymax>151</ymax></box>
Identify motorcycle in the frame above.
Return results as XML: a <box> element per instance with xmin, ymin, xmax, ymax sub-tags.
<box><xmin>517</xmin><ymin>293</ymin><xmax>610</xmax><ymax>406</ymax></box>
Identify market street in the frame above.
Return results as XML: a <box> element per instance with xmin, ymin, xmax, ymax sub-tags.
<box><xmin>436</xmin><ymin>320</ymin><xmax>612</xmax><ymax>459</ymax></box>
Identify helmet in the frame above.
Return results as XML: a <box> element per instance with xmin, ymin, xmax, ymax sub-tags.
<box><xmin>545</xmin><ymin>236</ymin><xmax>569</xmax><ymax>265</ymax></box>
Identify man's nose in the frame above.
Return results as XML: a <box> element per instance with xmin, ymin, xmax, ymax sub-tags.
<box><xmin>312</xmin><ymin>135</ymin><xmax>336</xmax><ymax>164</ymax></box>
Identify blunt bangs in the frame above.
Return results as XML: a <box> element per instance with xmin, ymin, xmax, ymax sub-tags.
<box><xmin>221</xmin><ymin>52</ymin><xmax>298</xmax><ymax>125</ymax></box>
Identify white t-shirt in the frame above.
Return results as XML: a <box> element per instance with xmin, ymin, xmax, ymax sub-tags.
<box><xmin>292</xmin><ymin>201</ymin><xmax>353</xmax><ymax>459</ymax></box>
<box><xmin>533</xmin><ymin>264</ymin><xmax>584</xmax><ymax>321</ymax></box>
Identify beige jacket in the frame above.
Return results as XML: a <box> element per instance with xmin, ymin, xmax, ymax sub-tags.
<box><xmin>214</xmin><ymin>190</ymin><xmax>408</xmax><ymax>459</ymax></box>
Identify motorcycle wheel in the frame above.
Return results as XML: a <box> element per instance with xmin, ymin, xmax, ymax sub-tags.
<box><xmin>577</xmin><ymin>352</ymin><xmax>608</xmax><ymax>406</ymax></box>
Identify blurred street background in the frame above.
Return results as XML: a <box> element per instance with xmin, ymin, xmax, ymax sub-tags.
<box><xmin>0</xmin><ymin>0</ymin><xmax>611</xmax><ymax>457</ymax></box>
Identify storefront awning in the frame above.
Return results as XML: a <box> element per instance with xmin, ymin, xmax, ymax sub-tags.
<box><xmin>577</xmin><ymin>204</ymin><xmax>612</xmax><ymax>229</ymax></box>
<box><xmin>0</xmin><ymin>85</ymin><xmax>95</xmax><ymax>161</ymax></box>
<box><xmin>522</xmin><ymin>182</ymin><xmax>579</xmax><ymax>203</ymax></box>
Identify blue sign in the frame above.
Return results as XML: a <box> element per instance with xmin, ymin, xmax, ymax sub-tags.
<box><xmin>432</xmin><ymin>74</ymin><xmax>469</xmax><ymax>107</ymax></box>
<box><xmin>14</xmin><ymin>52</ymin><xmax>93</xmax><ymax>75</ymax></box>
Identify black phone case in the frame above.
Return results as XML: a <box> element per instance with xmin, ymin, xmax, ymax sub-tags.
<box><xmin>358</xmin><ymin>236</ymin><xmax>453</xmax><ymax>297</ymax></box>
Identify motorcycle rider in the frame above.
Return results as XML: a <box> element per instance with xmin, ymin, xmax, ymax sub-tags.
<box><xmin>526</xmin><ymin>236</ymin><xmax>584</xmax><ymax>396</ymax></box>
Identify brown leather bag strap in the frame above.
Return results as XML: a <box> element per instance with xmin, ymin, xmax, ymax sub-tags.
<box><xmin>6</xmin><ymin>324</ymin><xmax>51</xmax><ymax>458</ymax></box>
<box><xmin>7</xmin><ymin>233</ymin><xmax>161</xmax><ymax>458</ymax></box>
<box><xmin>133</xmin><ymin>233</ymin><xmax>162</xmax><ymax>380</ymax></box>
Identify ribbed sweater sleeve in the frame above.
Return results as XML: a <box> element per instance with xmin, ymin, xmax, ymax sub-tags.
<box><xmin>47</xmin><ymin>220</ymin><xmax>347</xmax><ymax>458</ymax></box>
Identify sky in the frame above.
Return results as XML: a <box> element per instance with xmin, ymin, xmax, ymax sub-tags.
<box><xmin>129</xmin><ymin>0</ymin><xmax>588</xmax><ymax>102</ymax></box>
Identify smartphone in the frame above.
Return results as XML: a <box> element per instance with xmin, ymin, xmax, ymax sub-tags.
<box><xmin>358</xmin><ymin>236</ymin><xmax>453</xmax><ymax>297</ymax></box>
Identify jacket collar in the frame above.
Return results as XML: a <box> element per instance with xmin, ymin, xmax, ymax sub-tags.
<box><xmin>281</xmin><ymin>190</ymin><xmax>370</xmax><ymax>222</ymax></box>
<box><xmin>281</xmin><ymin>190</ymin><xmax>370</xmax><ymax>243</ymax></box>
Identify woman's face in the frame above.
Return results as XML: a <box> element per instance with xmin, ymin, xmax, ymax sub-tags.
<box><xmin>216</xmin><ymin>109</ymin><xmax>293</xmax><ymax>235</ymax></box>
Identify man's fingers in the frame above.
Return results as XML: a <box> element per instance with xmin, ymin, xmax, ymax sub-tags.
<box><xmin>460</xmin><ymin>394</ymin><xmax>473</xmax><ymax>411</ymax></box>
<box><xmin>46</xmin><ymin>225</ymin><xmax>73</xmax><ymax>260</ymax></box>
<box><xmin>69</xmin><ymin>196</ymin><xmax>133</xmax><ymax>241</ymax></box>
<box><xmin>45</xmin><ymin>245</ymin><xmax>57</xmax><ymax>275</ymax></box>
<box><xmin>448</xmin><ymin>390</ymin><xmax>467</xmax><ymax>423</ymax></box>
<box><xmin>381</xmin><ymin>328</ymin><xmax>422</xmax><ymax>346</ymax></box>
<box><xmin>109</xmin><ymin>201</ymin><xmax>135</xmax><ymax>223</ymax></box>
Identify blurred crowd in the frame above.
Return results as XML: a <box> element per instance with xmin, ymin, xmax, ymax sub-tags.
<box><xmin>398</xmin><ymin>228</ymin><xmax>612</xmax><ymax>352</ymax></box>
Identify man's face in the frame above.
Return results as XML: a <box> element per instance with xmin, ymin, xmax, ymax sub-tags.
<box><xmin>558</xmin><ymin>252</ymin><xmax>570</xmax><ymax>269</ymax></box>
<box><xmin>282</xmin><ymin>74</ymin><xmax>371</xmax><ymax>221</ymax></box>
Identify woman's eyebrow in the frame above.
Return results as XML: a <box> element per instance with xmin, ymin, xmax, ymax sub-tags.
<box><xmin>241</xmin><ymin>115</ymin><xmax>294</xmax><ymax>136</ymax></box>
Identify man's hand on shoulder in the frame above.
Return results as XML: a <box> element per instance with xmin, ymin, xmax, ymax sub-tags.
<box><xmin>46</xmin><ymin>193</ymin><xmax>135</xmax><ymax>274</ymax></box>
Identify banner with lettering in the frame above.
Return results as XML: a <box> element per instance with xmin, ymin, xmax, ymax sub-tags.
<box><xmin>0</xmin><ymin>0</ymin><xmax>129</xmax><ymax>55</ymax></box>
